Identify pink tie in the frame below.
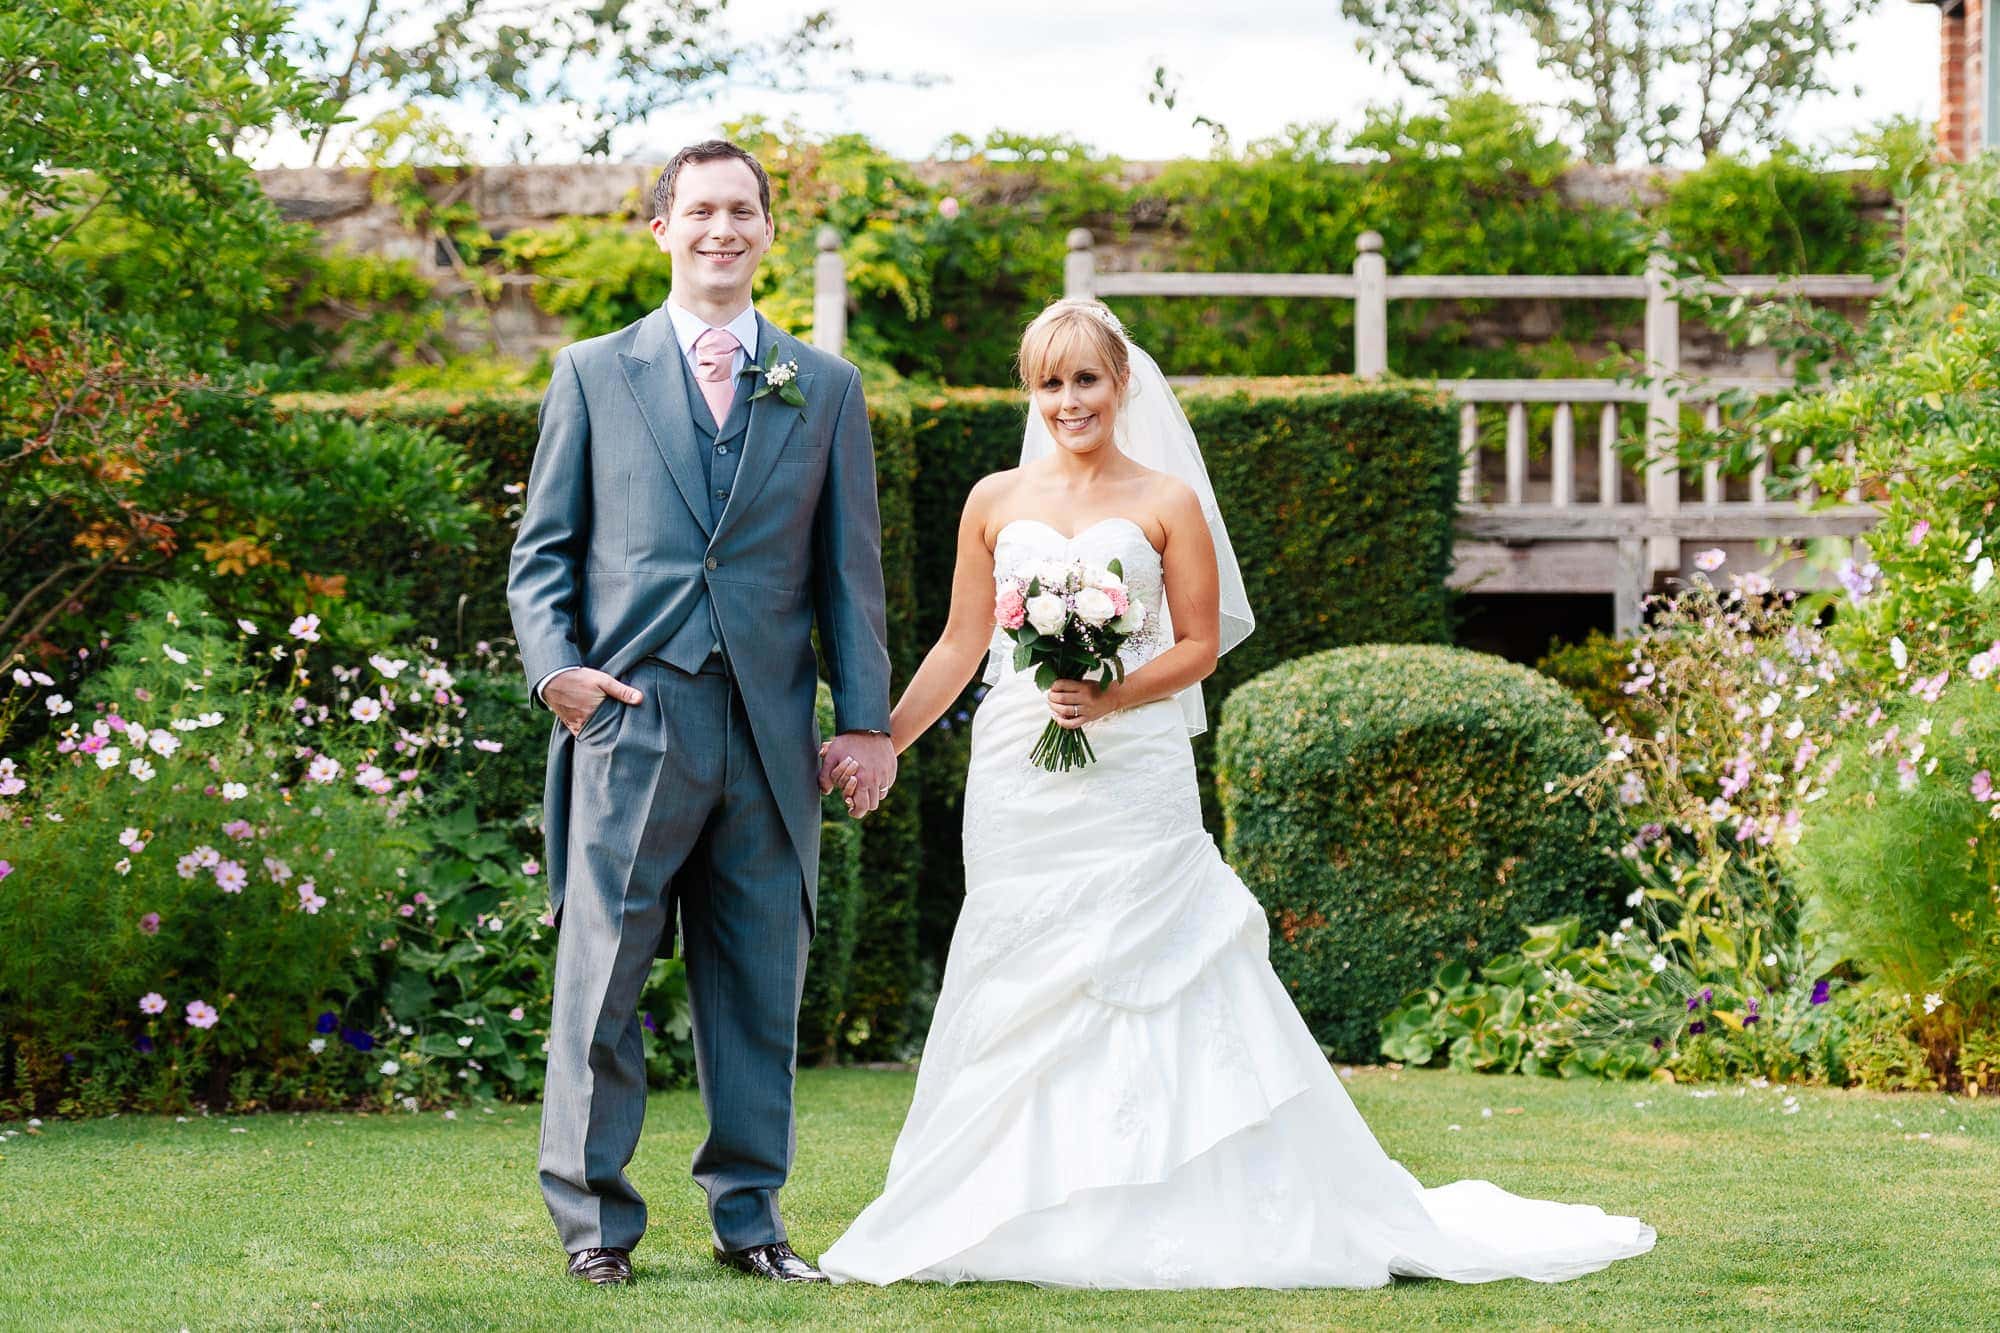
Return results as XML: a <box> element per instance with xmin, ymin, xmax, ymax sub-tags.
<box><xmin>693</xmin><ymin>327</ymin><xmax>741</xmax><ymax>428</ymax></box>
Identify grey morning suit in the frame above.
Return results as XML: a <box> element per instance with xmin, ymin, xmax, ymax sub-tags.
<box><xmin>506</xmin><ymin>304</ymin><xmax>891</xmax><ymax>1254</ymax></box>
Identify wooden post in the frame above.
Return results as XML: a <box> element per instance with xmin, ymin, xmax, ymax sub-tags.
<box><xmin>1643</xmin><ymin>240</ymin><xmax>1682</xmax><ymax>575</ymax></box>
<box><xmin>1614</xmin><ymin>537</ymin><xmax>1649</xmax><ymax>636</ymax></box>
<box><xmin>812</xmin><ymin>226</ymin><xmax>846</xmax><ymax>357</ymax></box>
<box><xmin>1551</xmin><ymin>402</ymin><xmax>1575</xmax><ymax>508</ymax></box>
<box><xmin>1065</xmin><ymin>228</ymin><xmax>1096</xmax><ymax>299</ymax></box>
<box><xmin>1354</xmin><ymin>230</ymin><xmax>1387</xmax><ymax>378</ymax></box>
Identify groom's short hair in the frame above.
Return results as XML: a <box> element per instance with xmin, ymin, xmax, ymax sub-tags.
<box><xmin>651</xmin><ymin>140</ymin><xmax>772</xmax><ymax>221</ymax></box>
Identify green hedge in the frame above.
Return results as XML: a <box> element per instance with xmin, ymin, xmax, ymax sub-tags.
<box><xmin>290</xmin><ymin>386</ymin><xmax>926</xmax><ymax>1058</ymax></box>
<box><xmin>1217</xmin><ymin>644</ymin><xmax>1616</xmax><ymax>1061</ymax></box>
<box><xmin>292</xmin><ymin>377</ymin><xmax>1458</xmax><ymax>1048</ymax></box>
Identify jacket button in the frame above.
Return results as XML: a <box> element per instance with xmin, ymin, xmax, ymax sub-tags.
<box><xmin>705</xmin><ymin>557</ymin><xmax>719</xmax><ymax>571</ymax></box>
<box><xmin>715</xmin><ymin>489</ymin><xmax>728</xmax><ymax>500</ymax></box>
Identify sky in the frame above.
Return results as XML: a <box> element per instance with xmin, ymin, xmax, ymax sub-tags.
<box><xmin>259</xmin><ymin>1</ymin><xmax>1943</xmax><ymax>168</ymax></box>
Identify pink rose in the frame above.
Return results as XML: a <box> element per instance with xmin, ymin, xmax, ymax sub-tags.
<box><xmin>1106</xmin><ymin>586</ymin><xmax>1129</xmax><ymax>616</ymax></box>
<box><xmin>995</xmin><ymin>586</ymin><xmax>1027</xmax><ymax>631</ymax></box>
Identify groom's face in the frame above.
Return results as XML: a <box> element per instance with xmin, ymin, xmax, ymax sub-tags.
<box><xmin>652</xmin><ymin>157</ymin><xmax>774</xmax><ymax>306</ymax></box>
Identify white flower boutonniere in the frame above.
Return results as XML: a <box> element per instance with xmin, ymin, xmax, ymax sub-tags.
<box><xmin>744</xmin><ymin>356</ymin><xmax>807</xmax><ymax>411</ymax></box>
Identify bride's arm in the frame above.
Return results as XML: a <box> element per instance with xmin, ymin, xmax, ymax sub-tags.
<box><xmin>1054</xmin><ymin>484</ymin><xmax>1220</xmax><ymax>724</ymax></box>
<box><xmin>885</xmin><ymin>478</ymin><xmax>1006</xmax><ymax>755</ymax></box>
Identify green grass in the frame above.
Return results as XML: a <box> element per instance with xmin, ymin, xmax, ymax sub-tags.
<box><xmin>3</xmin><ymin>1068</ymin><xmax>1997</xmax><ymax>1330</ymax></box>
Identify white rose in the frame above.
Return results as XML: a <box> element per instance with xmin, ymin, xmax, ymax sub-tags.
<box><xmin>1113</xmin><ymin>601</ymin><xmax>1146</xmax><ymax>634</ymax></box>
<box><xmin>1073</xmin><ymin>587</ymin><xmax>1116</xmax><ymax>626</ymax></box>
<box><xmin>1033</xmin><ymin>561</ymin><xmax>1072</xmax><ymax>593</ymax></box>
<box><xmin>1026</xmin><ymin>593</ymin><xmax>1067</xmax><ymax>636</ymax></box>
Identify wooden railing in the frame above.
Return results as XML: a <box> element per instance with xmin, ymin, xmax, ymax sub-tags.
<box><xmin>1054</xmin><ymin>229</ymin><xmax>1885</xmax><ymax>631</ymax></box>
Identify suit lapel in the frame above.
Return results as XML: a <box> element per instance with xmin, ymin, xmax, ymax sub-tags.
<box><xmin>617</xmin><ymin>306</ymin><xmax>714</xmax><ymax>539</ymax></box>
<box><xmin>712</xmin><ymin>313</ymin><xmax>812</xmax><ymax>545</ymax></box>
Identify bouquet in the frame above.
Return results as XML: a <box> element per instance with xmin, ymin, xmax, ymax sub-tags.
<box><xmin>994</xmin><ymin>557</ymin><xmax>1149</xmax><ymax>771</ymax></box>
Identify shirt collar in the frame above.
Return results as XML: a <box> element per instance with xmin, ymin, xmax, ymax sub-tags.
<box><xmin>664</xmin><ymin>299</ymin><xmax>759</xmax><ymax>363</ymax></box>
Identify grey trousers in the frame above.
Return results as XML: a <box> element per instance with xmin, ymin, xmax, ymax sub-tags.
<box><xmin>537</xmin><ymin>657</ymin><xmax>810</xmax><ymax>1254</ymax></box>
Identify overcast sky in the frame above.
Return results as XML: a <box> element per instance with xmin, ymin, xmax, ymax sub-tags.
<box><xmin>260</xmin><ymin>1</ymin><xmax>1943</xmax><ymax>168</ymax></box>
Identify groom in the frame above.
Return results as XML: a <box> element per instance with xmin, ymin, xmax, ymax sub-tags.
<box><xmin>507</xmin><ymin>139</ymin><xmax>895</xmax><ymax>1287</ymax></box>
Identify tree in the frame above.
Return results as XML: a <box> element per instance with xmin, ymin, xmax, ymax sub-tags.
<box><xmin>290</xmin><ymin>0</ymin><xmax>873</xmax><ymax>162</ymax></box>
<box><xmin>1337</xmin><ymin>0</ymin><xmax>1863</xmax><ymax>164</ymax></box>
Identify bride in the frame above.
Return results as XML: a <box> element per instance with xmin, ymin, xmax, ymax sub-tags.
<box><xmin>816</xmin><ymin>298</ymin><xmax>1656</xmax><ymax>1289</ymax></box>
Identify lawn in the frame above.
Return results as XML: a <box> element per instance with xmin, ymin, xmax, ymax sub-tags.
<box><xmin>4</xmin><ymin>1067</ymin><xmax>1997</xmax><ymax>1331</ymax></box>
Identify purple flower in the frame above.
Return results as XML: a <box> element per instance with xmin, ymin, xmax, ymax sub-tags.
<box><xmin>1745</xmin><ymin>998</ymin><xmax>1761</xmax><ymax>1026</ymax></box>
<box><xmin>1687</xmin><ymin>995</ymin><xmax>1701</xmax><ymax>1012</ymax></box>
<box><xmin>134</xmin><ymin>1036</ymin><xmax>155</xmax><ymax>1054</ymax></box>
<box><xmin>1687</xmin><ymin>1020</ymin><xmax>1706</xmax><ymax>1035</ymax></box>
<box><xmin>315</xmin><ymin>1011</ymin><xmax>338</xmax><ymax>1034</ymax></box>
<box><xmin>1651</xmin><ymin>1037</ymin><xmax>1664</xmax><ymax>1050</ymax></box>
<box><xmin>340</xmin><ymin>1026</ymin><xmax>375</xmax><ymax>1052</ymax></box>
<box><xmin>1810</xmin><ymin>979</ymin><xmax>1831</xmax><ymax>1006</ymax></box>
<box><xmin>642</xmin><ymin>1012</ymin><xmax>657</xmax><ymax>1033</ymax></box>
<box><xmin>138</xmin><ymin>912</ymin><xmax>161</xmax><ymax>935</ymax></box>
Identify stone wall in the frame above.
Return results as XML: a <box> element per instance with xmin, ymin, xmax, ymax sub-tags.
<box><xmin>257</xmin><ymin>161</ymin><xmax>1891</xmax><ymax>376</ymax></box>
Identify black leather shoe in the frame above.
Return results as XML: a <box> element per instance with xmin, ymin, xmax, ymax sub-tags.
<box><xmin>713</xmin><ymin>1240</ymin><xmax>828</xmax><ymax>1283</ymax></box>
<box><xmin>566</xmin><ymin>1247</ymin><xmax>634</xmax><ymax>1285</ymax></box>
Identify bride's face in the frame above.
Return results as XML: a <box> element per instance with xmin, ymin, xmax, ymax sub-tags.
<box><xmin>1032</xmin><ymin>358</ymin><xmax>1124</xmax><ymax>456</ymax></box>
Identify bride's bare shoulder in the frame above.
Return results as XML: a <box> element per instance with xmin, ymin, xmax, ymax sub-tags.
<box><xmin>963</xmin><ymin>469</ymin><xmax>1026</xmax><ymax>544</ymax></box>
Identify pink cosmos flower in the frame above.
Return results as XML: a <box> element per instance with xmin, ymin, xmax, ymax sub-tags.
<box><xmin>398</xmin><ymin>903</ymin><xmax>416</xmax><ymax>917</ymax></box>
<box><xmin>140</xmin><ymin>992</ymin><xmax>167</xmax><ymax>1015</ymax></box>
<box><xmin>186</xmin><ymin>999</ymin><xmax>219</xmax><ymax>1029</ymax></box>
<box><xmin>994</xmin><ymin>586</ymin><xmax>1028</xmax><ymax>631</ymax></box>
<box><xmin>521</xmin><ymin>859</ymin><xmax>540</xmax><ymax>877</ymax></box>
<box><xmin>0</xmin><ymin>860</ymin><xmax>12</xmax><ymax>883</ymax></box>
<box><xmin>472</xmin><ymin>738</ymin><xmax>503</xmax><ymax>753</ymax></box>
<box><xmin>297</xmin><ymin>883</ymin><xmax>327</xmax><ymax>914</ymax></box>
<box><xmin>106</xmin><ymin>714</ymin><xmax>127</xmax><ymax>733</ymax></box>
<box><xmin>1910</xmin><ymin>520</ymin><xmax>1930</xmax><ymax>545</ymax></box>
<box><xmin>139</xmin><ymin>912</ymin><xmax>161</xmax><ymax>935</ymax></box>
<box><xmin>938</xmin><ymin>196</ymin><xmax>961</xmax><ymax>220</ymax></box>
<box><xmin>222</xmin><ymin>819</ymin><xmax>254</xmax><ymax>842</ymax></box>
<box><xmin>1973</xmin><ymin>770</ymin><xmax>1994</xmax><ymax>803</ymax></box>
<box><xmin>214</xmin><ymin>859</ymin><xmax>248</xmax><ymax>893</ymax></box>
<box><xmin>508</xmin><ymin>1006</ymin><xmax>526</xmax><ymax>1021</ymax></box>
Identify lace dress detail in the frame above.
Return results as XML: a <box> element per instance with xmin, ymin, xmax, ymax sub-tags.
<box><xmin>819</xmin><ymin>517</ymin><xmax>1657</xmax><ymax>1291</ymax></box>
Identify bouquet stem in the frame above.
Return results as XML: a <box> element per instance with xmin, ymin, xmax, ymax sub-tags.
<box><xmin>1030</xmin><ymin>719</ymin><xmax>1097</xmax><ymax>772</ymax></box>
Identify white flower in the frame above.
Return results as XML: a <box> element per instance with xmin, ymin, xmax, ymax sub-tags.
<box><xmin>1609</xmin><ymin>930</ymin><xmax>1627</xmax><ymax>946</ymax></box>
<box><xmin>45</xmin><ymin>694</ymin><xmax>73</xmax><ymax>716</ymax></box>
<box><xmin>1974</xmin><ymin>557</ymin><xmax>1995</xmax><ymax>596</ymax></box>
<box><xmin>1032</xmin><ymin>560</ymin><xmax>1072</xmax><ymax>592</ymax></box>
<box><xmin>1026</xmin><ymin>593</ymin><xmax>1066</xmax><ymax>636</ymax></box>
<box><xmin>9</xmin><ymin>669</ymin><xmax>27</xmax><ymax>687</ymax></box>
<box><xmin>368</xmin><ymin>654</ymin><xmax>408</xmax><ymax>679</ymax></box>
<box><xmin>119</xmin><ymin>827</ymin><xmax>143</xmax><ymax>849</ymax></box>
<box><xmin>1073</xmin><ymin>587</ymin><xmax>1117</xmax><ymax>626</ymax></box>
<box><xmin>114</xmin><ymin>857</ymin><xmax>132</xmax><ymax>875</ymax></box>
<box><xmin>297</xmin><ymin>883</ymin><xmax>326</xmax><ymax>914</ymax></box>
<box><xmin>421</xmin><ymin>666</ymin><xmax>455</xmax><ymax>691</ymax></box>
<box><xmin>1758</xmin><ymin>693</ymin><xmax>1781</xmax><ymax>718</ymax></box>
<box><xmin>1113</xmin><ymin>601</ymin><xmax>1146</xmax><ymax>634</ymax></box>
<box><xmin>237</xmin><ymin>618</ymin><xmax>259</xmax><ymax>636</ymax></box>
<box><xmin>1694</xmin><ymin>548</ymin><xmax>1726</xmax><ymax>572</ymax></box>
<box><xmin>1649</xmin><ymin>954</ymin><xmax>1668</xmax><ymax>973</ymax></box>
<box><xmin>289</xmin><ymin>614</ymin><xmax>322</xmax><ymax>642</ymax></box>
<box><xmin>1890</xmin><ymin>636</ymin><xmax>1908</xmax><ymax>671</ymax></box>
<box><xmin>94</xmin><ymin>746</ymin><xmax>123</xmax><ymax>770</ymax></box>
<box><xmin>162</xmin><ymin>644</ymin><xmax>189</xmax><ymax>665</ymax></box>
<box><xmin>379</xmin><ymin>1060</ymin><xmax>400</xmax><ymax>1077</ymax></box>
<box><xmin>308</xmin><ymin>1037</ymin><xmax>326</xmax><ymax>1054</ymax></box>
<box><xmin>350</xmin><ymin>697</ymin><xmax>383</xmax><ymax>723</ymax></box>
<box><xmin>1626</xmin><ymin>888</ymin><xmax>1645</xmax><ymax>907</ymax></box>
<box><xmin>307</xmin><ymin>755</ymin><xmax>341</xmax><ymax>783</ymax></box>
<box><xmin>221</xmin><ymin>781</ymin><xmax>249</xmax><ymax>801</ymax></box>
<box><xmin>487</xmin><ymin>916</ymin><xmax>504</xmax><ymax>933</ymax></box>
<box><xmin>1924</xmin><ymin>992</ymin><xmax>1944</xmax><ymax>1014</ymax></box>
<box><xmin>457</xmin><ymin>1035</ymin><xmax>474</xmax><ymax>1048</ymax></box>
<box><xmin>148</xmin><ymin>731</ymin><xmax>179</xmax><ymax>758</ymax></box>
<box><xmin>472</xmin><ymin>738</ymin><xmax>503</xmax><ymax>753</ymax></box>
<box><xmin>1763</xmin><ymin>952</ymin><xmax>1778</xmax><ymax>967</ymax></box>
<box><xmin>1966</xmin><ymin>536</ymin><xmax>1985</xmax><ymax>564</ymax></box>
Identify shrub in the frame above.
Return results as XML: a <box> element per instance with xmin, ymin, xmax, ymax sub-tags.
<box><xmin>1791</xmin><ymin>677</ymin><xmax>2000</xmax><ymax>1093</ymax></box>
<box><xmin>1218</xmin><ymin>644</ymin><xmax>1613</xmax><ymax>1060</ymax></box>
<box><xmin>1533</xmin><ymin>630</ymin><xmax>1661</xmax><ymax>739</ymax></box>
<box><xmin>0</xmin><ymin>586</ymin><xmax>469</xmax><ymax>1114</ymax></box>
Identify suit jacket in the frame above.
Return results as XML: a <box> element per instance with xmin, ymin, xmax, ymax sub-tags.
<box><xmin>507</xmin><ymin>305</ymin><xmax>892</xmax><ymax>933</ymax></box>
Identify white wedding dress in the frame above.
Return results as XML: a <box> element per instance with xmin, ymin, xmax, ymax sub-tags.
<box><xmin>819</xmin><ymin>518</ymin><xmax>1656</xmax><ymax>1289</ymax></box>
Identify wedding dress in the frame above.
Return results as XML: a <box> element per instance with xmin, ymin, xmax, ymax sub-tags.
<box><xmin>818</xmin><ymin>516</ymin><xmax>1656</xmax><ymax>1289</ymax></box>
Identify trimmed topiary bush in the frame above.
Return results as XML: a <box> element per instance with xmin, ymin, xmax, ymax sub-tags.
<box><xmin>1218</xmin><ymin>644</ymin><xmax>1616</xmax><ymax>1060</ymax></box>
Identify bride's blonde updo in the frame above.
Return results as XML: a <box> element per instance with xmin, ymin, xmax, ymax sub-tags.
<box><xmin>1016</xmin><ymin>297</ymin><xmax>1131</xmax><ymax>393</ymax></box>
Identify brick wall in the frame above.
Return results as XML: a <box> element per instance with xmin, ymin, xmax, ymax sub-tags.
<box><xmin>1937</xmin><ymin>0</ymin><xmax>1983</xmax><ymax>161</ymax></box>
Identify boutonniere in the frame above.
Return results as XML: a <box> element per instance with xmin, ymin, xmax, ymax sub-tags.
<box><xmin>743</xmin><ymin>355</ymin><xmax>807</xmax><ymax>411</ymax></box>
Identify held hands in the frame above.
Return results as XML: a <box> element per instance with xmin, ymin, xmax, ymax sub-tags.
<box><xmin>1046</xmin><ymin>678</ymin><xmax>1118</xmax><ymax>729</ymax></box>
<box><xmin>818</xmin><ymin>732</ymin><xmax>898</xmax><ymax>819</ymax></box>
<box><xmin>546</xmin><ymin>668</ymin><xmax>643</xmax><ymax>737</ymax></box>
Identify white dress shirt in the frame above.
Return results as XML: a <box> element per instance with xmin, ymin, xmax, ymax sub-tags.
<box><xmin>534</xmin><ymin>300</ymin><xmax>759</xmax><ymax>703</ymax></box>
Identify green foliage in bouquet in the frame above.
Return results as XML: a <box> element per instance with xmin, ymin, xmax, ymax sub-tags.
<box><xmin>1218</xmin><ymin>644</ymin><xmax>1613</xmax><ymax>1061</ymax></box>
